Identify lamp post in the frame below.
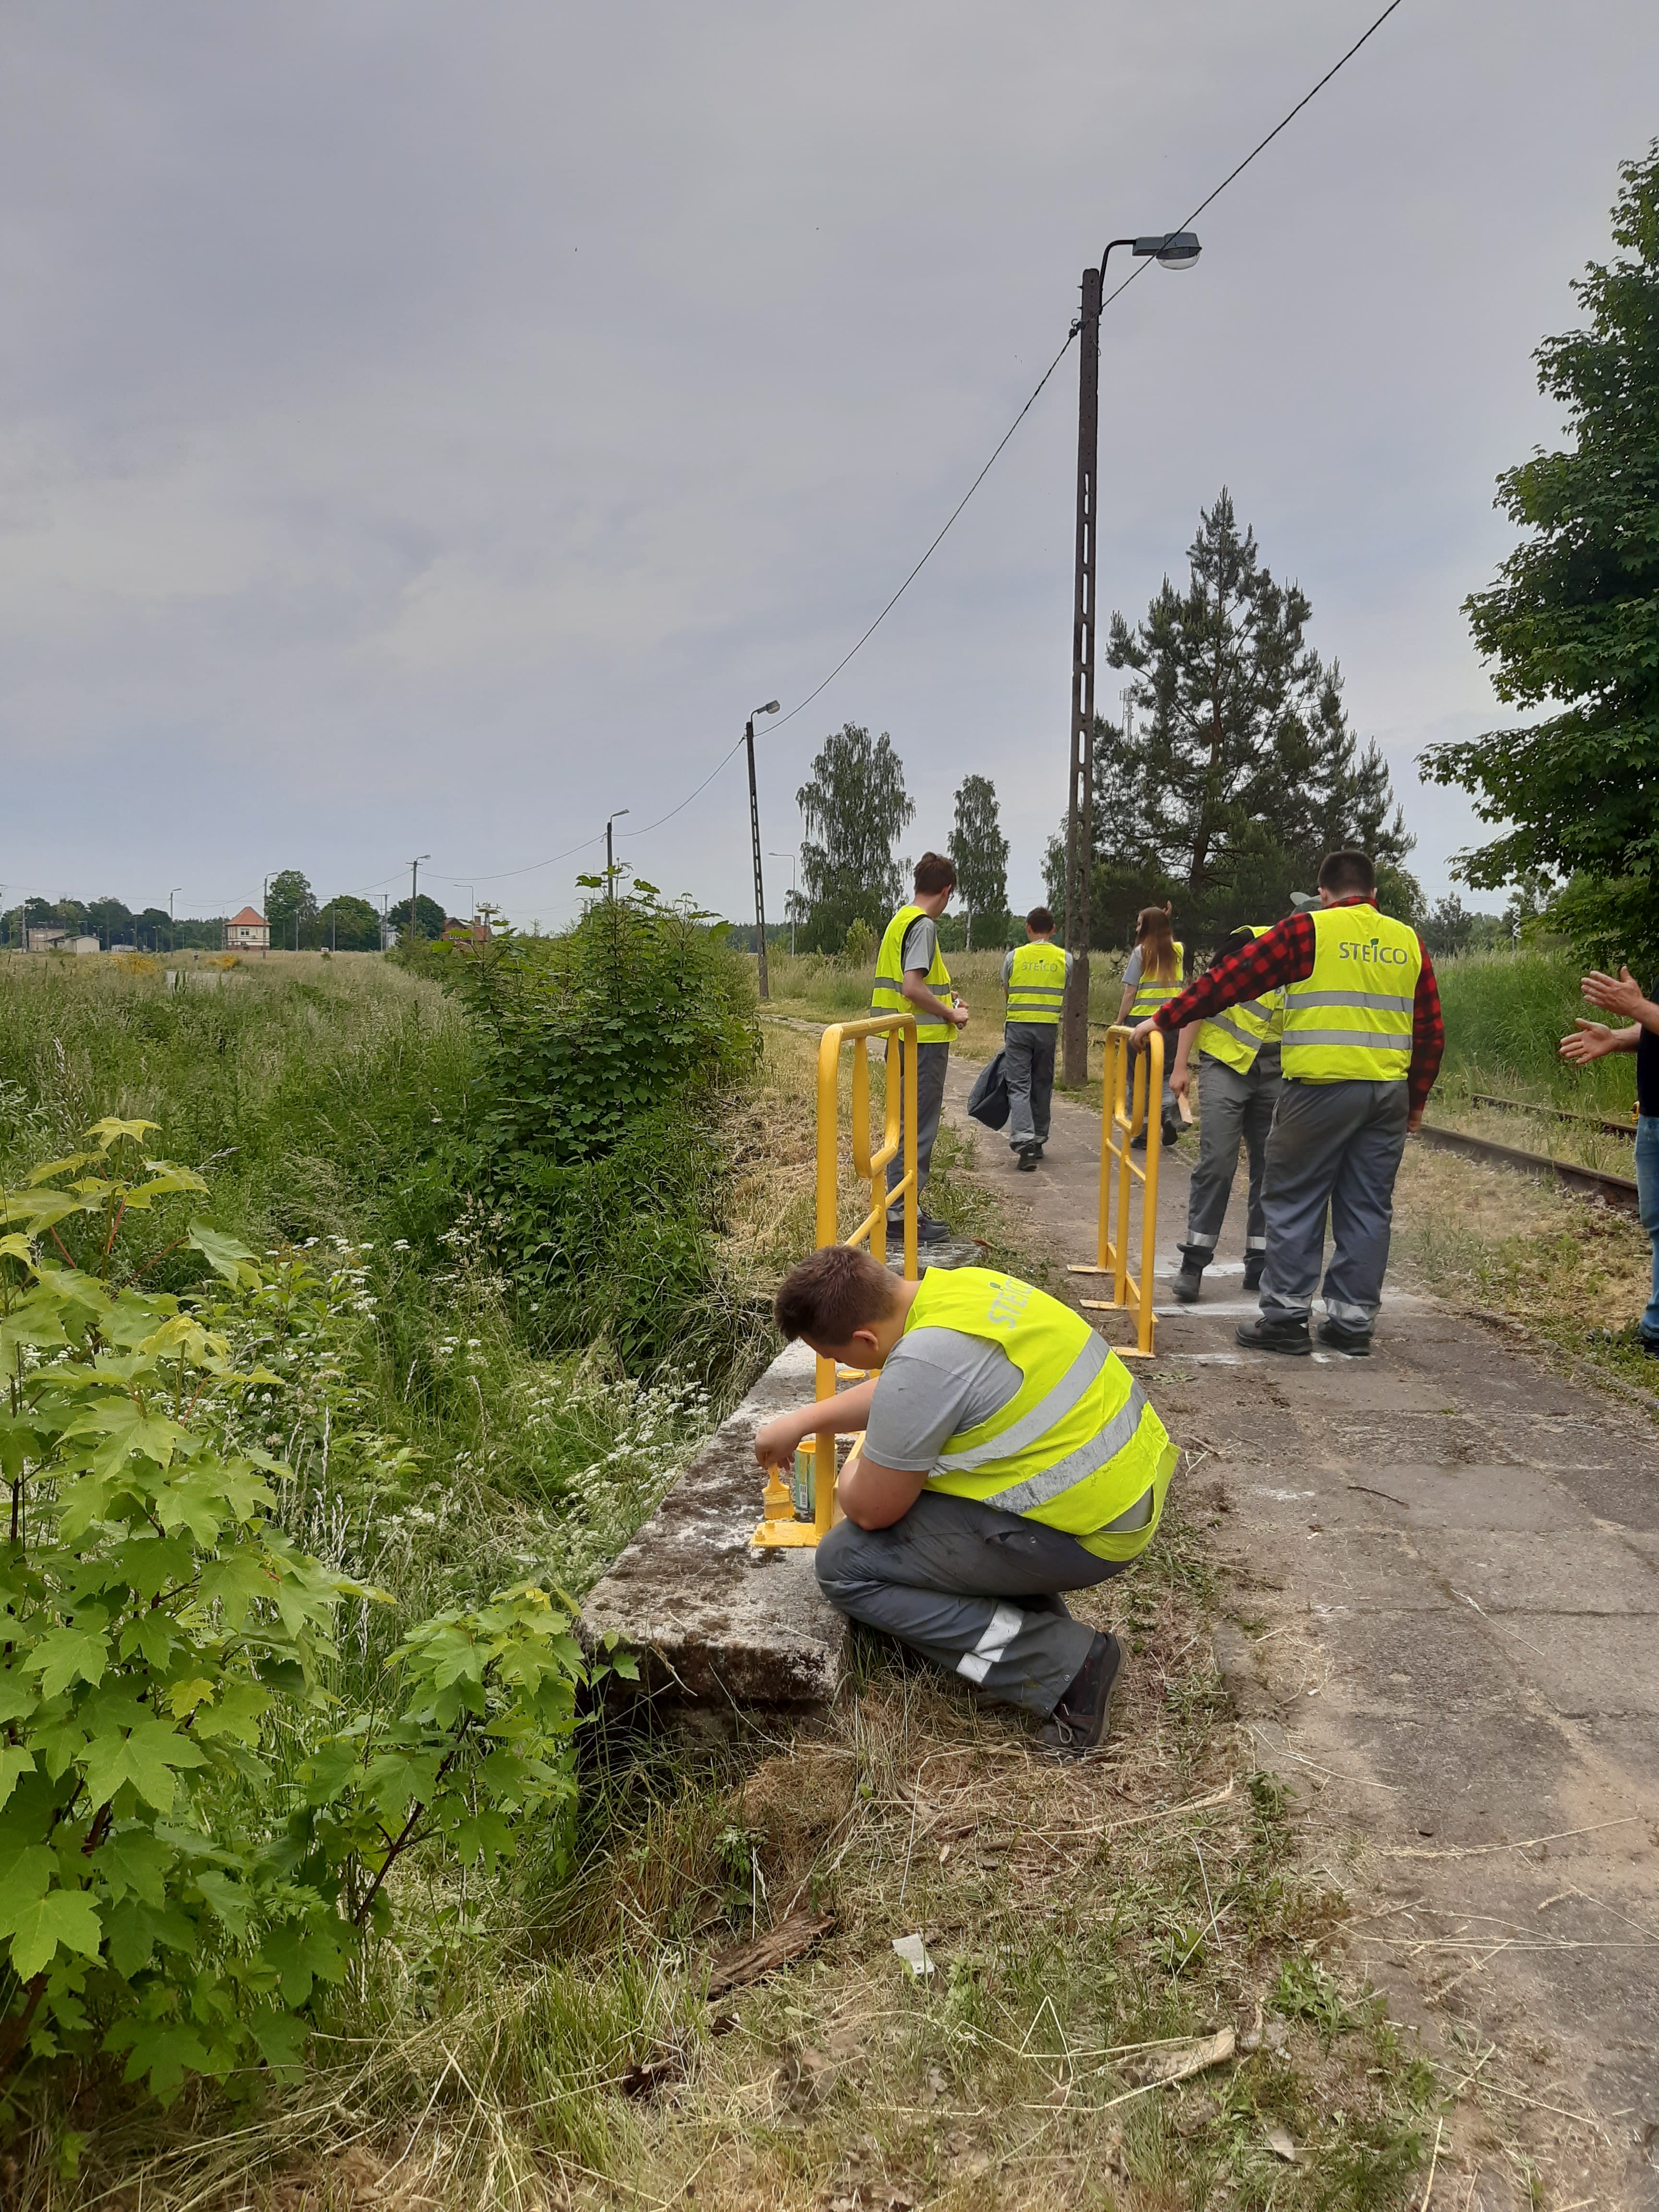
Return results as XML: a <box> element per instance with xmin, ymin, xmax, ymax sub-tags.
<box><xmin>261</xmin><ymin>872</ymin><xmax>272</xmax><ymax>960</ymax></box>
<box><xmin>1061</xmin><ymin>230</ymin><xmax>1200</xmax><ymax>1087</ymax></box>
<box><xmin>407</xmin><ymin>855</ymin><xmax>430</xmax><ymax>948</ymax></box>
<box><xmin>770</xmin><ymin>851</ymin><xmax>797</xmax><ymax>957</ymax></box>
<box><xmin>745</xmin><ymin>701</ymin><xmax>781</xmax><ymax>1000</ymax></box>
<box><xmin>169</xmin><ymin>887</ymin><xmax>180</xmax><ymax>957</ymax></box>
<box><xmin>605</xmin><ymin>811</ymin><xmax>630</xmax><ymax>900</ymax></box>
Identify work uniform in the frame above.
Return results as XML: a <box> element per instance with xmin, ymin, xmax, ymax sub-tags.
<box><xmin>1123</xmin><ymin>940</ymin><xmax>1184</xmax><ymax>1132</ymax></box>
<box><xmin>1000</xmin><ymin>937</ymin><xmax>1071</xmax><ymax>1154</ymax></box>
<box><xmin>1261</xmin><ymin>902</ymin><xmax>1423</xmax><ymax>1334</ymax></box>
<box><xmin>1179</xmin><ymin>931</ymin><xmax>1284</xmax><ymax>1276</ymax></box>
<box><xmin>814</xmin><ymin>1267</ymin><xmax>1177</xmax><ymax>1715</ymax></box>
<box><xmin>872</xmin><ymin>903</ymin><xmax>956</xmax><ymax>1225</ymax></box>
<box><xmin>1147</xmin><ymin>895</ymin><xmax>1442</xmax><ymax>1345</ymax></box>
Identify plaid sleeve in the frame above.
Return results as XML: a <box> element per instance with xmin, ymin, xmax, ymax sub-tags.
<box><xmin>1408</xmin><ymin>946</ymin><xmax>1444</xmax><ymax>1117</ymax></box>
<box><xmin>1152</xmin><ymin>913</ymin><xmax>1315</xmax><ymax>1032</ymax></box>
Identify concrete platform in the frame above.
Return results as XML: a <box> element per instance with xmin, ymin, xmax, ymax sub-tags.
<box><xmin>579</xmin><ymin>1339</ymin><xmax>849</xmax><ymax>1710</ymax></box>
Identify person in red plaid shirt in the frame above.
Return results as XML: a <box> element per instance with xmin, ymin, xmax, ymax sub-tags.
<box><xmin>1130</xmin><ymin>850</ymin><xmax>1443</xmax><ymax>1356</ymax></box>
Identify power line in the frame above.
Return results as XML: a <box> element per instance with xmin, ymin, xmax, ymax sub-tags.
<box><xmin>433</xmin><ymin>0</ymin><xmax>1409</xmax><ymax>895</ymax></box>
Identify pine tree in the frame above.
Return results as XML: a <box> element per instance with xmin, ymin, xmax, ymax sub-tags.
<box><xmin>794</xmin><ymin>724</ymin><xmax>914</xmax><ymax>954</ymax></box>
<box><xmin>949</xmin><ymin>775</ymin><xmax>1010</xmax><ymax>949</ymax></box>
<box><xmin>1101</xmin><ymin>490</ymin><xmax>1411</xmax><ymax>944</ymax></box>
<box><xmin>1421</xmin><ymin>145</ymin><xmax>1659</xmax><ymax>974</ymax></box>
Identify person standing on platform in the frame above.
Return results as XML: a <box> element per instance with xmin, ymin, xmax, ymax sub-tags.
<box><xmin>1561</xmin><ymin>965</ymin><xmax>1659</xmax><ymax>1358</ymax></box>
<box><xmin>1001</xmin><ymin>905</ymin><xmax>1072</xmax><ymax>1170</ymax></box>
<box><xmin>1116</xmin><ymin>905</ymin><xmax>1185</xmax><ymax>1149</ymax></box>
<box><xmin>1129</xmin><ymin>850</ymin><xmax>1443</xmax><ymax>1355</ymax></box>
<box><xmin>871</xmin><ymin>853</ymin><xmax>969</xmax><ymax>1247</ymax></box>
<box><xmin>1166</xmin><ymin>926</ymin><xmax>1286</xmax><ymax>1303</ymax></box>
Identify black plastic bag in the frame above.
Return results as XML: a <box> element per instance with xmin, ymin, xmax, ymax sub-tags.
<box><xmin>966</xmin><ymin>1049</ymin><xmax>1010</xmax><ymax>1131</ymax></box>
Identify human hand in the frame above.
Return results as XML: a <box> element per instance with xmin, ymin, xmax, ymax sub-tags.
<box><xmin>1406</xmin><ymin>1106</ymin><xmax>1424</xmax><ymax>1135</ymax></box>
<box><xmin>1128</xmin><ymin>1017</ymin><xmax>1158</xmax><ymax>1051</ymax></box>
<box><xmin>1581</xmin><ymin>966</ymin><xmax>1647</xmax><ymax>1019</ymax></box>
<box><xmin>754</xmin><ymin>1414</ymin><xmax>803</xmax><ymax>1473</ymax></box>
<box><xmin>1560</xmin><ymin>1018</ymin><xmax>1620</xmax><ymax>1064</ymax></box>
<box><xmin>952</xmin><ymin>1003</ymin><xmax>970</xmax><ymax>1031</ymax></box>
<box><xmin>1168</xmin><ymin>1064</ymin><xmax>1190</xmax><ymax>1101</ymax></box>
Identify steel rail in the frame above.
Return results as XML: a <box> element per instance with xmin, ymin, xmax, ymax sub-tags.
<box><xmin>1468</xmin><ymin>1092</ymin><xmax>1637</xmax><ymax>1141</ymax></box>
<box><xmin>1415</xmin><ymin>1122</ymin><xmax>1640</xmax><ymax>1218</ymax></box>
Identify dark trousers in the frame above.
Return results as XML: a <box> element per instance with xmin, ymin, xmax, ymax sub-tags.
<box><xmin>885</xmin><ymin>1039</ymin><xmax>950</xmax><ymax>1221</ymax></box>
<box><xmin>1004</xmin><ymin>1022</ymin><xmax>1058</xmax><ymax>1150</ymax></box>
<box><xmin>816</xmin><ymin>1492</ymin><xmax>1126</xmax><ymax>1716</ymax></box>
<box><xmin>1258</xmin><ymin>1078</ymin><xmax>1410</xmax><ymax>1333</ymax></box>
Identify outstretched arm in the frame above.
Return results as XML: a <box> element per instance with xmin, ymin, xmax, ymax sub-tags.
<box><xmin>754</xmin><ymin>1377</ymin><xmax>878</xmax><ymax>1473</ymax></box>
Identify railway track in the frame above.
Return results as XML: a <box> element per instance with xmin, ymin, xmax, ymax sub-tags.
<box><xmin>1415</xmin><ymin>1121</ymin><xmax>1641</xmax><ymax>1217</ymax></box>
<box><xmin>1469</xmin><ymin>1090</ymin><xmax>1636</xmax><ymax>1140</ymax></box>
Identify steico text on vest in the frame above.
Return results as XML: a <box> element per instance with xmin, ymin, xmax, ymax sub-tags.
<box><xmin>1280</xmin><ymin>904</ymin><xmax>1421</xmax><ymax>1082</ymax></box>
<box><xmin>1005</xmin><ymin>939</ymin><xmax>1068</xmax><ymax>1025</ymax></box>
<box><xmin>871</xmin><ymin>905</ymin><xmax>956</xmax><ymax>1044</ymax></box>
<box><xmin>1196</xmin><ymin>927</ymin><xmax>1286</xmax><ymax>1074</ymax></box>
<box><xmin>903</xmin><ymin>1266</ymin><xmax>1178</xmax><ymax>1562</ymax></box>
<box><xmin>1129</xmin><ymin>941</ymin><xmax>1184</xmax><ymax>1021</ymax></box>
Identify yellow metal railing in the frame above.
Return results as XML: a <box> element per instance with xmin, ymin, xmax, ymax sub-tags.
<box><xmin>1068</xmin><ymin>1023</ymin><xmax>1164</xmax><ymax>1358</ymax></box>
<box><xmin>754</xmin><ymin>1011</ymin><xmax>919</xmax><ymax>1548</ymax></box>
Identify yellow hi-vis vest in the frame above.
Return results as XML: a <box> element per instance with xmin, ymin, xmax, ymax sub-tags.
<box><xmin>1005</xmin><ymin>938</ymin><xmax>1068</xmax><ymax>1025</ymax></box>
<box><xmin>1129</xmin><ymin>941</ymin><xmax>1184</xmax><ymax>1021</ymax></box>
<box><xmin>906</xmin><ymin>1266</ymin><xmax>1178</xmax><ymax>1561</ymax></box>
<box><xmin>1280</xmin><ymin>903</ymin><xmax>1422</xmax><ymax>1082</ymax></box>
<box><xmin>872</xmin><ymin>904</ymin><xmax>955</xmax><ymax>1044</ymax></box>
<box><xmin>1196</xmin><ymin>928</ymin><xmax>1286</xmax><ymax>1074</ymax></box>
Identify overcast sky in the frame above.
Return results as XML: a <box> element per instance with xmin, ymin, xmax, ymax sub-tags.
<box><xmin>3</xmin><ymin>1</ymin><xmax>1656</xmax><ymax>927</ymax></box>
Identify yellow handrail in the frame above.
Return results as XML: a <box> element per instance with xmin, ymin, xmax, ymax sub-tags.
<box><xmin>754</xmin><ymin>1011</ymin><xmax>920</xmax><ymax>1547</ymax></box>
<box><xmin>1068</xmin><ymin>1023</ymin><xmax>1163</xmax><ymax>1357</ymax></box>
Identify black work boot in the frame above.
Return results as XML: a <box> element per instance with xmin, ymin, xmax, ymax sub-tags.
<box><xmin>1036</xmin><ymin>1632</ymin><xmax>1123</xmax><ymax>1759</ymax></box>
<box><xmin>1241</xmin><ymin>1255</ymin><xmax>1264</xmax><ymax>1293</ymax></box>
<box><xmin>1317</xmin><ymin>1318</ymin><xmax>1372</xmax><ymax>1357</ymax></box>
<box><xmin>1170</xmin><ymin>1255</ymin><xmax>1205</xmax><ymax>1303</ymax></box>
<box><xmin>1235</xmin><ymin>1314</ymin><xmax>1312</xmax><ymax>1357</ymax></box>
<box><xmin>1015</xmin><ymin>1143</ymin><xmax>1040</xmax><ymax>1173</ymax></box>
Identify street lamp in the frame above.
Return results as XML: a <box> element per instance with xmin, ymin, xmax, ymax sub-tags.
<box><xmin>770</xmin><ymin>851</ymin><xmax>798</xmax><ymax>957</ymax></box>
<box><xmin>169</xmin><ymin>887</ymin><xmax>180</xmax><ymax>957</ymax></box>
<box><xmin>745</xmin><ymin>701</ymin><xmax>781</xmax><ymax>1000</ymax></box>
<box><xmin>262</xmin><ymin>872</ymin><xmax>272</xmax><ymax>960</ymax></box>
<box><xmin>605</xmin><ymin>811</ymin><xmax>630</xmax><ymax>901</ymax></box>
<box><xmin>407</xmin><ymin>855</ymin><xmax>430</xmax><ymax>948</ymax></box>
<box><xmin>1060</xmin><ymin>230</ymin><xmax>1201</xmax><ymax>1086</ymax></box>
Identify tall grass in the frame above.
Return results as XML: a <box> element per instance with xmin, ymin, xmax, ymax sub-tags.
<box><xmin>1435</xmin><ymin>948</ymin><xmax>1640</xmax><ymax>1115</ymax></box>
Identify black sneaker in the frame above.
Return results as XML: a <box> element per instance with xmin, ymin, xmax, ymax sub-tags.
<box><xmin>1242</xmin><ymin>1257</ymin><xmax>1264</xmax><ymax>1293</ymax></box>
<box><xmin>1235</xmin><ymin>1315</ymin><xmax>1312</xmax><ymax>1357</ymax></box>
<box><xmin>1035</xmin><ymin>1632</ymin><xmax>1123</xmax><ymax>1759</ymax></box>
<box><xmin>1317</xmin><ymin>1319</ymin><xmax>1372</xmax><ymax>1357</ymax></box>
<box><xmin>916</xmin><ymin>1215</ymin><xmax>954</xmax><ymax>1246</ymax></box>
<box><xmin>1171</xmin><ymin>1261</ymin><xmax>1205</xmax><ymax>1304</ymax></box>
<box><xmin>1015</xmin><ymin>1149</ymin><xmax>1038</xmax><ymax>1173</ymax></box>
<box><xmin>1162</xmin><ymin>1117</ymin><xmax>1182</xmax><ymax>1146</ymax></box>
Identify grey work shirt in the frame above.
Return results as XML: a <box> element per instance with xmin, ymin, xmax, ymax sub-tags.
<box><xmin>863</xmin><ymin>1324</ymin><xmax>1153</xmax><ymax>1532</ymax></box>
<box><xmin>901</xmin><ymin>916</ymin><xmax>938</xmax><ymax>975</ymax></box>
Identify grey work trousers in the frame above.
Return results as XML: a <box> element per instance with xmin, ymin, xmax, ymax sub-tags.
<box><xmin>1257</xmin><ymin>1078</ymin><xmax>1411</xmax><ymax>1334</ymax></box>
<box><xmin>1004</xmin><ymin>1022</ymin><xmax>1058</xmax><ymax>1150</ymax></box>
<box><xmin>814</xmin><ymin>1491</ymin><xmax>1128</xmax><ymax>1717</ymax></box>
<box><xmin>885</xmin><ymin>1039</ymin><xmax>950</xmax><ymax>1222</ymax></box>
<box><xmin>1181</xmin><ymin>1050</ymin><xmax>1282</xmax><ymax>1262</ymax></box>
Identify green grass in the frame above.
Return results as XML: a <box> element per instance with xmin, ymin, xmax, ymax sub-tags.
<box><xmin>1435</xmin><ymin>947</ymin><xmax>1641</xmax><ymax>1116</ymax></box>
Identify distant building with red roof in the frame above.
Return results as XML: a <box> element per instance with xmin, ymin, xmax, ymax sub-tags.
<box><xmin>223</xmin><ymin>907</ymin><xmax>269</xmax><ymax>950</ymax></box>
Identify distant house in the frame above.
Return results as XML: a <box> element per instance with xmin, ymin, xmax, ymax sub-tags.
<box><xmin>223</xmin><ymin>907</ymin><xmax>269</xmax><ymax>951</ymax></box>
<box><xmin>25</xmin><ymin>928</ymin><xmax>99</xmax><ymax>955</ymax></box>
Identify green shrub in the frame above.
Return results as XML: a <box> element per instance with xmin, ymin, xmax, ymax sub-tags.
<box><xmin>1435</xmin><ymin>948</ymin><xmax>1640</xmax><ymax>1113</ymax></box>
<box><xmin>437</xmin><ymin>890</ymin><xmax>765</xmax><ymax>1379</ymax></box>
<box><xmin>0</xmin><ymin>1123</ymin><xmax>613</xmax><ymax>2111</ymax></box>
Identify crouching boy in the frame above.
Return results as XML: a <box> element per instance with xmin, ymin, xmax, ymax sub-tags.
<box><xmin>755</xmin><ymin>1248</ymin><xmax>1178</xmax><ymax>1756</ymax></box>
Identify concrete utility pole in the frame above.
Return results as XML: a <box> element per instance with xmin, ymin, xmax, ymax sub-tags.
<box><xmin>169</xmin><ymin>888</ymin><xmax>180</xmax><ymax>957</ymax></box>
<box><xmin>1061</xmin><ymin>230</ymin><xmax>1201</xmax><ymax>1087</ymax></box>
<box><xmin>606</xmin><ymin>811</ymin><xmax>629</xmax><ymax>900</ymax></box>
<box><xmin>408</xmin><ymin>855</ymin><xmax>429</xmax><ymax>948</ymax></box>
<box><xmin>1061</xmin><ymin>263</ymin><xmax>1102</xmax><ymax>1089</ymax></box>
<box><xmin>262</xmin><ymin>872</ymin><xmax>272</xmax><ymax>959</ymax></box>
<box><xmin>745</xmin><ymin>701</ymin><xmax>780</xmax><ymax>1000</ymax></box>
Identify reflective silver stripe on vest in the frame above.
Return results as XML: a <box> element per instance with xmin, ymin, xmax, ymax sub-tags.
<box><xmin>1282</xmin><ymin>1029</ymin><xmax>1410</xmax><ymax>1053</ymax></box>
<box><xmin>872</xmin><ymin>974</ymin><xmax>906</xmax><ymax>993</ymax></box>
<box><xmin>989</xmin><ymin>1380</ymin><xmax>1149</xmax><ymax>1514</ymax></box>
<box><xmin>1201</xmin><ymin>1012</ymin><xmax>1255</xmax><ymax>1045</ymax></box>
<box><xmin>932</xmin><ymin>1332</ymin><xmax>1109</xmax><ymax>1474</ymax></box>
<box><xmin>1288</xmin><ymin>989</ymin><xmax>1414</xmax><ymax>1012</ymax></box>
<box><xmin>1008</xmin><ymin>985</ymin><xmax>1066</xmax><ymax>998</ymax></box>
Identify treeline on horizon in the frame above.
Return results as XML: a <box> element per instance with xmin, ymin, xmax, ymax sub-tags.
<box><xmin>2</xmin><ymin>871</ymin><xmax>457</xmax><ymax>954</ymax></box>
